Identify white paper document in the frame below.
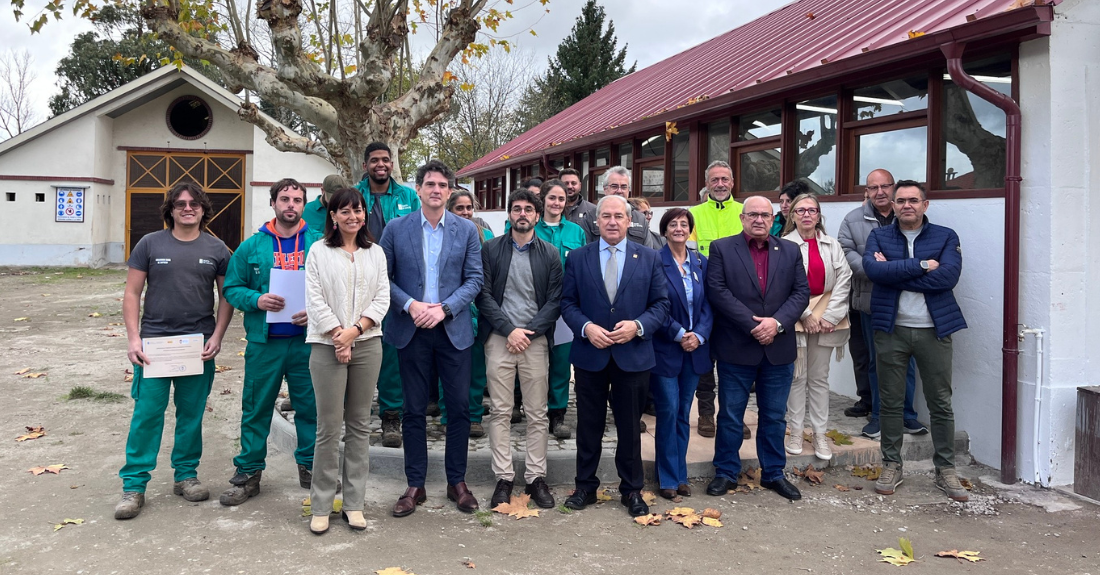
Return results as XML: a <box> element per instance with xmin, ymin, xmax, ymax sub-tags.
<box><xmin>266</xmin><ymin>268</ymin><xmax>307</xmax><ymax>323</ymax></box>
<box><xmin>142</xmin><ymin>334</ymin><xmax>204</xmax><ymax>378</ymax></box>
<box><xmin>554</xmin><ymin>316</ymin><xmax>574</xmax><ymax>346</ymax></box>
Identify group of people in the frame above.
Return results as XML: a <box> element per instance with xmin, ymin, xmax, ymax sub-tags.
<box><xmin>114</xmin><ymin>143</ymin><xmax>970</xmax><ymax>532</ymax></box>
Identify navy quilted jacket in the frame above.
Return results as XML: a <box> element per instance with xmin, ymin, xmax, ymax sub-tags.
<box><xmin>863</xmin><ymin>217</ymin><xmax>967</xmax><ymax>338</ymax></box>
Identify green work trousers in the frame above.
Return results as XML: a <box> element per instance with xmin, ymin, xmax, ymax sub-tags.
<box><xmin>547</xmin><ymin>341</ymin><xmax>572</xmax><ymax>411</ymax></box>
<box><xmin>875</xmin><ymin>326</ymin><xmax>956</xmax><ymax>470</ymax></box>
<box><xmin>376</xmin><ymin>337</ymin><xmax>404</xmax><ymax>417</ymax></box>
<box><xmin>119</xmin><ymin>359</ymin><xmax>215</xmax><ymax>492</ymax></box>
<box><xmin>440</xmin><ymin>338</ymin><xmax>487</xmax><ymax>424</ymax></box>
<box><xmin>233</xmin><ymin>335</ymin><xmax>316</xmax><ymax>474</ymax></box>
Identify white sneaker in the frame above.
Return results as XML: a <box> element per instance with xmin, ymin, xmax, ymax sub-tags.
<box><xmin>812</xmin><ymin>433</ymin><xmax>833</xmax><ymax>460</ymax></box>
<box><xmin>785</xmin><ymin>428</ymin><xmax>803</xmax><ymax>455</ymax></box>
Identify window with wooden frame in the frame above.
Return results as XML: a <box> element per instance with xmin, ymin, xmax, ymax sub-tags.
<box><xmin>937</xmin><ymin>53</ymin><xmax>1013</xmax><ymax>192</ymax></box>
<box><xmin>843</xmin><ymin>75</ymin><xmax>930</xmax><ymax>195</ymax></box>
<box><xmin>475</xmin><ymin>179</ymin><xmax>488</xmax><ymax>209</ymax></box>
<box><xmin>733</xmin><ymin>108</ymin><xmax>783</xmax><ymax>198</ymax></box>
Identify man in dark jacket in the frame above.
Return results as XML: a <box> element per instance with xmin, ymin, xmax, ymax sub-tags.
<box><xmin>561</xmin><ymin>168</ymin><xmax>599</xmax><ymax>243</ymax></box>
<box><xmin>477</xmin><ymin>189</ymin><xmax>563</xmax><ymax>511</ymax></box>
<box><xmin>704</xmin><ymin>196</ymin><xmax>809</xmax><ymax>502</ymax></box>
<box><xmin>864</xmin><ymin>181</ymin><xmax>968</xmax><ymax>503</ymax></box>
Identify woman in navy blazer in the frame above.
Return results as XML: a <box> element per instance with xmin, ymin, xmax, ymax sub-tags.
<box><xmin>652</xmin><ymin>208</ymin><xmax>713</xmax><ymax>500</ymax></box>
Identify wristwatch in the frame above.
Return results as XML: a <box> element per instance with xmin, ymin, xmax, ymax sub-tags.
<box><xmin>441</xmin><ymin>303</ymin><xmax>453</xmax><ymax>319</ymax></box>
<box><xmin>920</xmin><ymin>260</ymin><xmax>930</xmax><ymax>271</ymax></box>
<box><xmin>775</xmin><ymin>320</ymin><xmax>785</xmax><ymax>334</ymax></box>
<box><xmin>634</xmin><ymin>320</ymin><xmax>644</xmax><ymax>336</ymax></box>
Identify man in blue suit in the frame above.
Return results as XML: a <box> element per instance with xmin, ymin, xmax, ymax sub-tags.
<box><xmin>560</xmin><ymin>194</ymin><xmax>669</xmax><ymax>517</ymax></box>
<box><xmin>379</xmin><ymin>160</ymin><xmax>484</xmax><ymax>517</ymax></box>
<box><xmin>705</xmin><ymin>196</ymin><xmax>810</xmax><ymax>501</ymax></box>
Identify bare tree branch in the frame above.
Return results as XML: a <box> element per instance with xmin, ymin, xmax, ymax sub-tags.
<box><xmin>0</xmin><ymin>49</ymin><xmax>39</xmax><ymax>138</ymax></box>
<box><xmin>239</xmin><ymin>100</ymin><xmax>335</xmax><ymax>164</ymax></box>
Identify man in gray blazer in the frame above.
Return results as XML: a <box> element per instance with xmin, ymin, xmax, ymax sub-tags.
<box><xmin>379</xmin><ymin>160</ymin><xmax>484</xmax><ymax>517</ymax></box>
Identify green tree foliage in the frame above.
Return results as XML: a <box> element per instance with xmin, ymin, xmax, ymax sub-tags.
<box><xmin>519</xmin><ymin>0</ymin><xmax>634</xmax><ymax>130</ymax></box>
<box><xmin>48</xmin><ymin>4</ymin><xmax>221</xmax><ymax>117</ymax></box>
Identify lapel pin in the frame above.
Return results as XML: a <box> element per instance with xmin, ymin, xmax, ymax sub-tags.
<box><xmin>774</xmin><ymin>246</ymin><xmax>779</xmax><ymax>251</ymax></box>
<box><xmin>632</xmin><ymin>253</ymin><xmax>638</xmax><ymax>259</ymax></box>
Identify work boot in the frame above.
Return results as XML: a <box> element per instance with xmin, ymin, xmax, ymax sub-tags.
<box><xmin>114</xmin><ymin>491</ymin><xmax>145</xmax><ymax>520</ymax></box>
<box><xmin>219</xmin><ymin>471</ymin><xmax>262</xmax><ymax>506</ymax></box>
<box><xmin>510</xmin><ymin>404</ymin><xmax>524</xmax><ymax>424</ymax></box>
<box><xmin>469</xmin><ymin>421</ymin><xmax>485</xmax><ymax>438</ymax></box>
<box><xmin>426</xmin><ymin>401</ymin><xmax>441</xmax><ymax>417</ymax></box>
<box><xmin>297</xmin><ymin>464</ymin><xmax>312</xmax><ymax>489</ymax></box>
<box><xmin>549</xmin><ymin>409</ymin><xmax>571</xmax><ymax>439</ymax></box>
<box><xmin>173</xmin><ymin>477</ymin><xmax>210</xmax><ymax>502</ymax></box>
<box><xmin>697</xmin><ymin>414</ymin><xmax>716</xmax><ymax>438</ymax></box>
<box><xmin>381</xmin><ymin>410</ymin><xmax>402</xmax><ymax>448</ymax></box>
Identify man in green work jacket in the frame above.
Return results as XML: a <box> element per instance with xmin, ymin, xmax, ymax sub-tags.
<box><xmin>302</xmin><ymin>174</ymin><xmax>348</xmax><ymax>231</ymax></box>
<box><xmin>220</xmin><ymin>178</ymin><xmax>321</xmax><ymax>506</ymax></box>
<box><xmin>355</xmin><ymin>142</ymin><xmax>420</xmax><ymax>447</ymax></box>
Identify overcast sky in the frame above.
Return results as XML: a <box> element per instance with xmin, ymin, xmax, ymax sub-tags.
<box><xmin>2</xmin><ymin>0</ymin><xmax>794</xmax><ymax>126</ymax></box>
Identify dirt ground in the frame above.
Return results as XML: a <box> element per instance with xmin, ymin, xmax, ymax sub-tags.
<box><xmin>0</xmin><ymin>267</ymin><xmax>1097</xmax><ymax>575</ymax></box>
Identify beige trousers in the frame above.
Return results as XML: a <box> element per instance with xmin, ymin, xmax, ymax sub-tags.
<box><xmin>787</xmin><ymin>334</ymin><xmax>834</xmax><ymax>435</ymax></box>
<box><xmin>308</xmin><ymin>338</ymin><xmax>381</xmax><ymax>515</ymax></box>
<box><xmin>484</xmin><ymin>333</ymin><xmax>550</xmax><ymax>483</ymax></box>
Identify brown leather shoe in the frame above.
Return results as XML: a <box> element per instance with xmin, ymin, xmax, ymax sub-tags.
<box><xmin>697</xmin><ymin>414</ymin><xmax>716</xmax><ymax>438</ymax></box>
<box><xmin>658</xmin><ymin>488</ymin><xmax>678</xmax><ymax>500</ymax></box>
<box><xmin>392</xmin><ymin>486</ymin><xmax>426</xmax><ymax>518</ymax></box>
<box><xmin>743</xmin><ymin>423</ymin><xmax>752</xmax><ymax>440</ymax></box>
<box><xmin>677</xmin><ymin>483</ymin><xmax>692</xmax><ymax>497</ymax></box>
<box><xmin>447</xmin><ymin>482</ymin><xmax>479</xmax><ymax>513</ymax></box>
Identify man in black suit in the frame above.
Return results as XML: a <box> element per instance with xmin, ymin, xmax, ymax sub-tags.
<box><xmin>559</xmin><ymin>194</ymin><xmax>669</xmax><ymax>516</ymax></box>
<box><xmin>704</xmin><ymin>196</ymin><xmax>810</xmax><ymax>501</ymax></box>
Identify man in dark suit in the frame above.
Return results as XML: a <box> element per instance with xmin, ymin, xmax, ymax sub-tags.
<box><xmin>705</xmin><ymin>196</ymin><xmax>810</xmax><ymax>501</ymax></box>
<box><xmin>379</xmin><ymin>160</ymin><xmax>484</xmax><ymax>517</ymax></box>
<box><xmin>560</xmin><ymin>195</ymin><xmax>669</xmax><ymax>517</ymax></box>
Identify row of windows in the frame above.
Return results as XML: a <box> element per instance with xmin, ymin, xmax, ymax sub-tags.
<box><xmin>5</xmin><ymin>192</ymin><xmax>46</xmax><ymax>202</ymax></box>
<box><xmin>475</xmin><ymin>52</ymin><xmax>1012</xmax><ymax>208</ymax></box>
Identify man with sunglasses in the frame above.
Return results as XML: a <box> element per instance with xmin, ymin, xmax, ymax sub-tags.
<box><xmin>863</xmin><ymin>181</ymin><xmax>967</xmax><ymax>502</ymax></box>
<box><xmin>837</xmin><ymin>169</ymin><xmax>927</xmax><ymax>438</ymax></box>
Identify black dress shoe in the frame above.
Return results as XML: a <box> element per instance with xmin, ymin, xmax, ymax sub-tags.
<box><xmin>844</xmin><ymin>402</ymin><xmax>872</xmax><ymax>418</ymax></box>
<box><xmin>760</xmin><ymin>477</ymin><xmax>802</xmax><ymax>501</ymax></box>
<box><xmin>621</xmin><ymin>491</ymin><xmax>649</xmax><ymax>517</ymax></box>
<box><xmin>524</xmin><ymin>477</ymin><xmax>555</xmax><ymax>509</ymax></box>
<box><xmin>658</xmin><ymin>488</ymin><xmax>678</xmax><ymax>500</ymax></box>
<box><xmin>490</xmin><ymin>479</ymin><xmax>513</xmax><ymax>508</ymax></box>
<box><xmin>563</xmin><ymin>489</ymin><xmax>597</xmax><ymax>510</ymax></box>
<box><xmin>677</xmin><ymin>483</ymin><xmax>692</xmax><ymax>497</ymax></box>
<box><xmin>706</xmin><ymin>476</ymin><xmax>736</xmax><ymax>496</ymax></box>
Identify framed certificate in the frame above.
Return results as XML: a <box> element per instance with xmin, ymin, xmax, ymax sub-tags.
<box><xmin>141</xmin><ymin>334</ymin><xmax>204</xmax><ymax>378</ymax></box>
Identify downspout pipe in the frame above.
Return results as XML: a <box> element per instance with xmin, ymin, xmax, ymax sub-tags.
<box><xmin>941</xmin><ymin>42</ymin><xmax>1023</xmax><ymax>484</ymax></box>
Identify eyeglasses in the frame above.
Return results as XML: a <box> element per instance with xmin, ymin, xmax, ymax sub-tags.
<box><xmin>708</xmin><ymin>177</ymin><xmax>732</xmax><ymax>184</ymax></box>
<box><xmin>173</xmin><ymin>200</ymin><xmax>201</xmax><ymax>210</ymax></box>
<box><xmin>793</xmin><ymin>207</ymin><xmax>819</xmax><ymax>216</ymax></box>
<box><xmin>894</xmin><ymin>197</ymin><xmax>925</xmax><ymax>206</ymax></box>
<box><xmin>866</xmin><ymin>184</ymin><xmax>895</xmax><ymax>192</ymax></box>
<box><xmin>642</xmin><ymin>211</ymin><xmax>653</xmax><ymax>217</ymax></box>
<box><xmin>605</xmin><ymin>184</ymin><xmax>630</xmax><ymax>192</ymax></box>
<box><xmin>509</xmin><ymin>206</ymin><xmax>536</xmax><ymax>214</ymax></box>
<box><xmin>743</xmin><ymin>212</ymin><xmax>773</xmax><ymax>221</ymax></box>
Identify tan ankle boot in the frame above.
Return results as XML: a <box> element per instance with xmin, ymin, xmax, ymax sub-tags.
<box><xmin>309</xmin><ymin>514</ymin><xmax>329</xmax><ymax>535</ymax></box>
<box><xmin>342</xmin><ymin>510</ymin><xmax>367</xmax><ymax>530</ymax></box>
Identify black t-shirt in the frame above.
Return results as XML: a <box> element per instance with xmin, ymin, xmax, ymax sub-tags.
<box><xmin>128</xmin><ymin>229</ymin><xmax>230</xmax><ymax>338</ymax></box>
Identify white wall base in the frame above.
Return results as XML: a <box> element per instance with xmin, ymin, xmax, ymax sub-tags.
<box><xmin>0</xmin><ymin>242</ymin><xmax>124</xmax><ymax>267</ymax></box>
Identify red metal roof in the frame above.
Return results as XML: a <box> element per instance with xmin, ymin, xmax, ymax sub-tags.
<box><xmin>458</xmin><ymin>0</ymin><xmax>1053</xmax><ymax>177</ymax></box>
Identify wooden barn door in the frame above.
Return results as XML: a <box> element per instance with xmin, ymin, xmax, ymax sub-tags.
<box><xmin>126</xmin><ymin>152</ymin><xmax>246</xmax><ymax>257</ymax></box>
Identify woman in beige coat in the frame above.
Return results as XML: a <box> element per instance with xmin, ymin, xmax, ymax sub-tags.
<box><xmin>782</xmin><ymin>193</ymin><xmax>852</xmax><ymax>460</ymax></box>
<box><xmin>305</xmin><ymin>188</ymin><xmax>390</xmax><ymax>534</ymax></box>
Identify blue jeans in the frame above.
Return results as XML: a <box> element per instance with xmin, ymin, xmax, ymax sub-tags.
<box><xmin>651</xmin><ymin>356</ymin><xmax>701</xmax><ymax>489</ymax></box>
<box><xmin>714</xmin><ymin>359</ymin><xmax>793</xmax><ymax>482</ymax></box>
<box><xmin>862</xmin><ymin>311</ymin><xmax>918</xmax><ymax>422</ymax></box>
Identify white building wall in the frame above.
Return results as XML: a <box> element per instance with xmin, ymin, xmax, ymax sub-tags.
<box><xmin>1017</xmin><ymin>0</ymin><xmax>1100</xmax><ymax>487</ymax></box>
<box><xmin>246</xmin><ymin>125</ymin><xmax>337</xmax><ymax>234</ymax></box>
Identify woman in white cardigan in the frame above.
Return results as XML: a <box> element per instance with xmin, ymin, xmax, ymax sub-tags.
<box><xmin>305</xmin><ymin>187</ymin><xmax>390</xmax><ymax>534</ymax></box>
<box><xmin>782</xmin><ymin>193</ymin><xmax>852</xmax><ymax>460</ymax></box>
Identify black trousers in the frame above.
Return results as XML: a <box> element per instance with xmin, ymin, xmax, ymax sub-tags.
<box><xmin>695</xmin><ymin>364</ymin><xmax>717</xmax><ymax>416</ymax></box>
<box><xmin>397</xmin><ymin>327</ymin><xmax>471</xmax><ymax>487</ymax></box>
<box><xmin>573</xmin><ymin>357</ymin><xmax>648</xmax><ymax>494</ymax></box>
<box><xmin>847</xmin><ymin>311</ymin><xmax>872</xmax><ymax>408</ymax></box>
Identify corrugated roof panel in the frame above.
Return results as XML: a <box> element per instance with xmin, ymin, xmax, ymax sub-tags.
<box><xmin>459</xmin><ymin>0</ymin><xmax>1051</xmax><ymax>176</ymax></box>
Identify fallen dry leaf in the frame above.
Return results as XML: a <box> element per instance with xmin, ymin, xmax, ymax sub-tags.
<box><xmin>28</xmin><ymin>464</ymin><xmax>68</xmax><ymax>476</ymax></box>
<box><xmin>702</xmin><ymin>508</ymin><xmax>721</xmax><ymax>519</ymax></box>
<box><xmin>935</xmin><ymin>549</ymin><xmax>984</xmax><ymax>563</ymax></box>
<box><xmin>633</xmin><ymin>513</ymin><xmax>662</xmax><ymax>526</ymax></box>
<box><xmin>16</xmin><ymin>426</ymin><xmax>46</xmax><ymax>442</ymax></box>
<box><xmin>802</xmin><ymin>464</ymin><xmax>824</xmax><ymax>485</ymax></box>
<box><xmin>109</xmin><ymin>322</ymin><xmax>123</xmax><ymax>326</ymax></box>
<box><xmin>493</xmin><ymin>494</ymin><xmax>540</xmax><ymax>519</ymax></box>
<box><xmin>14</xmin><ymin>317</ymin><xmax>29</xmax><ymax>322</ymax></box>
<box><xmin>641</xmin><ymin>491</ymin><xmax>657</xmax><ymax>505</ymax></box>
<box><xmin>834</xmin><ymin>484</ymin><xmax>851</xmax><ymax>492</ymax></box>
<box><xmin>89</xmin><ymin>312</ymin><xmax>102</xmax><ymax>318</ymax></box>
<box><xmin>668</xmin><ymin>510</ymin><xmax>702</xmax><ymax>529</ymax></box>
<box><xmin>959</xmin><ymin>477</ymin><xmax>974</xmax><ymax>491</ymax></box>
<box><xmin>124</xmin><ymin>374</ymin><xmax>133</xmax><ymax>382</ymax></box>
<box><xmin>237</xmin><ymin>351</ymin><xmax>245</xmax><ymax>356</ymax></box>
<box><xmin>220</xmin><ymin>388</ymin><xmax>232</xmax><ymax>395</ymax></box>
<box><xmin>376</xmin><ymin>568</ymin><xmax>416</xmax><ymax>575</ymax></box>
<box><xmin>104</xmin><ymin>333</ymin><xmax>122</xmax><ymax>338</ymax></box>
<box><xmin>595</xmin><ymin>489</ymin><xmax>613</xmax><ymax>503</ymax></box>
<box><xmin>462</xmin><ymin>560</ymin><xmax>475</xmax><ymax>568</ymax></box>
<box><xmin>826</xmin><ymin>429</ymin><xmax>853</xmax><ymax>445</ymax></box>
<box><xmin>736</xmin><ymin>467</ymin><xmax>762</xmax><ymax>492</ymax></box>
<box><xmin>852</xmin><ymin>465</ymin><xmax>882</xmax><ymax>481</ymax></box>
<box><xmin>666</xmin><ymin>507</ymin><xmax>695</xmax><ymax>517</ymax></box>
<box><xmin>22</xmin><ymin>372</ymin><xmax>47</xmax><ymax>379</ymax></box>
<box><xmin>879</xmin><ymin>547</ymin><xmax>916</xmax><ymax>566</ymax></box>
<box><xmin>53</xmin><ymin>518</ymin><xmax>84</xmax><ymax>532</ymax></box>
<box><xmin>214</xmin><ymin>365</ymin><xmax>232</xmax><ymax>373</ymax></box>
<box><xmin>701</xmin><ymin>516</ymin><xmax>723</xmax><ymax>528</ymax></box>
<box><xmin>14</xmin><ymin>368</ymin><xmax>30</xmax><ymax>375</ymax></box>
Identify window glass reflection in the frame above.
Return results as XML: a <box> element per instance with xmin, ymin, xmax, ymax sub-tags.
<box><xmin>795</xmin><ymin>95</ymin><xmax>838</xmax><ymax>194</ymax></box>
<box><xmin>739</xmin><ymin>109</ymin><xmax>782</xmax><ymax>141</ymax></box>
<box><xmin>941</xmin><ymin>54</ymin><xmax>1010</xmax><ymax>189</ymax></box>
<box><xmin>857</xmin><ymin>126</ymin><xmax>928</xmax><ymax>185</ymax></box>
<box><xmin>853</xmin><ymin>76</ymin><xmax>928</xmax><ymax>120</ymax></box>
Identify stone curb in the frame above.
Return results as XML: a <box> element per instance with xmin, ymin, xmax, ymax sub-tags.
<box><xmin>270</xmin><ymin>410</ymin><xmax>968</xmax><ymax>486</ymax></box>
